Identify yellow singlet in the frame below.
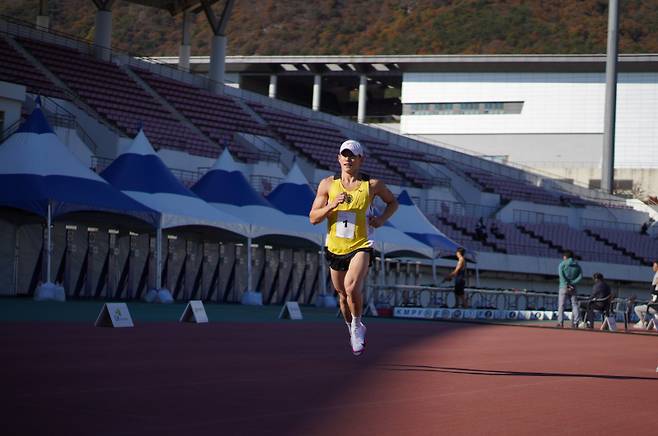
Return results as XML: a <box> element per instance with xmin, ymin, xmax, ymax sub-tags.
<box><xmin>326</xmin><ymin>175</ymin><xmax>372</xmax><ymax>255</ymax></box>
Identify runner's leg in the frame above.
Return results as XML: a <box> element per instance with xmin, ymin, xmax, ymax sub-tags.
<box><xmin>344</xmin><ymin>251</ymin><xmax>370</xmax><ymax>319</ymax></box>
<box><xmin>330</xmin><ymin>268</ymin><xmax>352</xmax><ymax>323</ymax></box>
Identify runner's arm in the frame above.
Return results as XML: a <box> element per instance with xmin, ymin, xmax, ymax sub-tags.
<box><xmin>309</xmin><ymin>178</ymin><xmax>345</xmax><ymax>225</ymax></box>
<box><xmin>368</xmin><ymin>179</ymin><xmax>398</xmax><ymax>228</ymax></box>
<box><xmin>447</xmin><ymin>258</ymin><xmax>465</xmax><ymax>279</ymax></box>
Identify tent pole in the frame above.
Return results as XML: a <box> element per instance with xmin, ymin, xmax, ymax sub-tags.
<box><xmin>475</xmin><ymin>263</ymin><xmax>480</xmax><ymax>288</ymax></box>
<box><xmin>155</xmin><ymin>221</ymin><xmax>162</xmax><ymax>289</ymax></box>
<box><xmin>380</xmin><ymin>251</ymin><xmax>386</xmax><ymax>286</ymax></box>
<box><xmin>46</xmin><ymin>201</ymin><xmax>52</xmax><ymax>284</ymax></box>
<box><xmin>431</xmin><ymin>257</ymin><xmax>437</xmax><ymax>286</ymax></box>
<box><xmin>247</xmin><ymin>237</ymin><xmax>252</xmax><ymax>291</ymax></box>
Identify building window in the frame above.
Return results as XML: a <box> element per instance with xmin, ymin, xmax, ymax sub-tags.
<box><xmin>483</xmin><ymin>102</ymin><xmax>504</xmax><ymax>114</ymax></box>
<box><xmin>459</xmin><ymin>102</ymin><xmax>480</xmax><ymax>114</ymax></box>
<box><xmin>403</xmin><ymin>101</ymin><xmax>523</xmax><ymax>115</ymax></box>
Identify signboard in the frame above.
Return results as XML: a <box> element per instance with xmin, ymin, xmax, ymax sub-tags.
<box><xmin>179</xmin><ymin>300</ymin><xmax>209</xmax><ymax>323</ymax></box>
<box><xmin>393</xmin><ymin>307</ymin><xmax>437</xmax><ymax>319</ymax></box>
<box><xmin>279</xmin><ymin>301</ymin><xmax>303</xmax><ymax>320</ymax></box>
<box><xmin>95</xmin><ymin>303</ymin><xmax>134</xmax><ymax>328</ymax></box>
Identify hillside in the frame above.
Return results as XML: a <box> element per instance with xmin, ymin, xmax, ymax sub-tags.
<box><xmin>2</xmin><ymin>0</ymin><xmax>657</xmax><ymax>56</ymax></box>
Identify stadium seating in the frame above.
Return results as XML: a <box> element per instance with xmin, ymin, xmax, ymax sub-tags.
<box><xmin>0</xmin><ymin>36</ymin><xmax>67</xmax><ymax>99</ymax></box>
<box><xmin>248</xmin><ymin>102</ymin><xmax>407</xmax><ymax>186</ymax></box>
<box><xmin>455</xmin><ymin>166</ymin><xmax>564</xmax><ymax>206</ymax></box>
<box><xmin>518</xmin><ymin>222</ymin><xmax>637</xmax><ymax>265</ymax></box>
<box><xmin>5</xmin><ymin>29</ymin><xmax>652</xmax><ymax>270</ymax></box>
<box><xmin>133</xmin><ymin>68</ymin><xmax>275</xmax><ymax>162</ymax></box>
<box><xmin>357</xmin><ymin>138</ymin><xmax>439</xmax><ymax>187</ymax></box>
<box><xmin>585</xmin><ymin>227</ymin><xmax>658</xmax><ymax>265</ymax></box>
<box><xmin>433</xmin><ymin>214</ymin><xmax>500</xmax><ymax>253</ymax></box>
<box><xmin>17</xmin><ymin>37</ymin><xmax>214</xmax><ymax>157</ymax></box>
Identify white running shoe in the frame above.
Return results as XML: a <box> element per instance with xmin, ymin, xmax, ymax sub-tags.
<box><xmin>634</xmin><ymin>320</ymin><xmax>646</xmax><ymax>330</ymax></box>
<box><xmin>351</xmin><ymin>322</ymin><xmax>367</xmax><ymax>356</ymax></box>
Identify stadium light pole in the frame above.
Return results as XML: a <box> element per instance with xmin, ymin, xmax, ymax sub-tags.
<box><xmin>36</xmin><ymin>0</ymin><xmax>49</xmax><ymax>30</ymax></box>
<box><xmin>601</xmin><ymin>0</ymin><xmax>619</xmax><ymax>195</ymax></box>
<box><xmin>92</xmin><ymin>0</ymin><xmax>114</xmax><ymax>61</ymax></box>
<box><xmin>178</xmin><ymin>11</ymin><xmax>194</xmax><ymax>72</ymax></box>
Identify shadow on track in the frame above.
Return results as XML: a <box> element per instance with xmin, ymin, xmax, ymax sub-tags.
<box><xmin>378</xmin><ymin>363</ymin><xmax>658</xmax><ymax>381</ymax></box>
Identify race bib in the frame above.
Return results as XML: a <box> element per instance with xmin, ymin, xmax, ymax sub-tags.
<box><xmin>335</xmin><ymin>211</ymin><xmax>356</xmax><ymax>239</ymax></box>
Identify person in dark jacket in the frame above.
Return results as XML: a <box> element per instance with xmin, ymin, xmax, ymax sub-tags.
<box><xmin>578</xmin><ymin>272</ymin><xmax>612</xmax><ymax>328</ymax></box>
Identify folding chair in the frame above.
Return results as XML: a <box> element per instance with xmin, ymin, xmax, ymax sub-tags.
<box><xmin>581</xmin><ymin>294</ymin><xmax>614</xmax><ymax>331</ymax></box>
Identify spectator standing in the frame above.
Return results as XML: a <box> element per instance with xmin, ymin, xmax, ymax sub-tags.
<box><xmin>556</xmin><ymin>250</ymin><xmax>583</xmax><ymax>328</ymax></box>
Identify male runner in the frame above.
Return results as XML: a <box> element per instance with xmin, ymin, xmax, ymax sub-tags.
<box><xmin>310</xmin><ymin>139</ymin><xmax>398</xmax><ymax>355</ymax></box>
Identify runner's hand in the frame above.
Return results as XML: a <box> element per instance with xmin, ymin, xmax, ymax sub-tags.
<box><xmin>368</xmin><ymin>215</ymin><xmax>384</xmax><ymax>228</ymax></box>
<box><xmin>330</xmin><ymin>192</ymin><xmax>347</xmax><ymax>209</ymax></box>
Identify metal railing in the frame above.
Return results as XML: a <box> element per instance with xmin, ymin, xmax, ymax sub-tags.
<box><xmin>250</xmin><ymin>175</ymin><xmax>283</xmax><ymax>196</ymax></box>
<box><xmin>369</xmin><ymin>284</ymin><xmax>562</xmax><ymax>311</ymax></box>
<box><xmin>0</xmin><ymin>119</ymin><xmax>21</xmax><ymax>143</ymax></box>
<box><xmin>513</xmin><ymin>209</ymin><xmax>569</xmax><ymax>225</ymax></box>
<box><xmin>40</xmin><ymin>96</ymin><xmax>100</xmax><ymax>154</ymax></box>
<box><xmin>424</xmin><ymin>199</ymin><xmax>498</xmax><ymax>218</ymax></box>
<box><xmin>368</xmin><ymin>284</ymin><xmax>633</xmax><ymax>319</ymax></box>
<box><xmin>581</xmin><ymin>217</ymin><xmax>641</xmax><ymax>232</ymax></box>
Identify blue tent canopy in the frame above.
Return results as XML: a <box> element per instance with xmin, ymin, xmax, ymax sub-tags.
<box><xmin>266</xmin><ymin>163</ymin><xmax>316</xmax><ymax>217</ymax></box>
<box><xmin>390</xmin><ymin>190</ymin><xmax>460</xmax><ymax>258</ymax></box>
<box><xmin>191</xmin><ymin>150</ymin><xmax>323</xmax><ymax>245</ymax></box>
<box><xmin>0</xmin><ymin>106</ymin><xmax>158</xmax><ymax>226</ymax></box>
<box><xmin>100</xmin><ymin>129</ymin><xmax>247</xmax><ymax>235</ymax></box>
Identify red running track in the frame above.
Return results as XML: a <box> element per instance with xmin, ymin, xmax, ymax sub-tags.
<box><xmin>1</xmin><ymin>321</ymin><xmax>657</xmax><ymax>436</ymax></box>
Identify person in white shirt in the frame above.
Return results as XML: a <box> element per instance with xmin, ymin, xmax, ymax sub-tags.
<box><xmin>633</xmin><ymin>260</ymin><xmax>658</xmax><ymax>329</ymax></box>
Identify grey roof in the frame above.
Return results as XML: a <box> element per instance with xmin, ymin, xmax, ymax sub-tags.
<box><xmin>151</xmin><ymin>53</ymin><xmax>658</xmax><ymax>75</ymax></box>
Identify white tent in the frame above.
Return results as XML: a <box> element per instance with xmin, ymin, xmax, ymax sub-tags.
<box><xmin>191</xmin><ymin>150</ymin><xmax>325</xmax><ymax>304</ymax></box>
<box><xmin>101</xmin><ymin>130</ymin><xmax>249</xmax><ymax>302</ymax></box>
<box><xmin>0</xmin><ymin>105</ymin><xmax>158</xmax><ymax>301</ymax></box>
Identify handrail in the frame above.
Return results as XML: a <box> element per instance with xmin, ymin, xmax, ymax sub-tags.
<box><xmin>41</xmin><ymin>96</ymin><xmax>100</xmax><ymax>154</ymax></box>
<box><xmin>424</xmin><ymin>199</ymin><xmax>498</xmax><ymax>218</ymax></box>
<box><xmin>369</xmin><ymin>284</ymin><xmax>632</xmax><ymax>313</ymax></box>
<box><xmin>0</xmin><ymin>118</ymin><xmax>21</xmax><ymax>143</ymax></box>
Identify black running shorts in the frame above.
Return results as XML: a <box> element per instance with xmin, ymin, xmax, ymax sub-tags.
<box><xmin>325</xmin><ymin>247</ymin><xmax>374</xmax><ymax>272</ymax></box>
<box><xmin>454</xmin><ymin>278</ymin><xmax>466</xmax><ymax>296</ymax></box>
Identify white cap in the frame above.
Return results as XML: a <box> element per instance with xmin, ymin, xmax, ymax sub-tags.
<box><xmin>339</xmin><ymin>139</ymin><xmax>365</xmax><ymax>157</ymax></box>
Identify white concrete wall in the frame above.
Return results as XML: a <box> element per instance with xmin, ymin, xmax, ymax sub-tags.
<box><xmin>401</xmin><ymin>72</ymin><xmax>658</xmax><ymax>168</ymax></box>
<box><xmin>54</xmin><ymin>126</ymin><xmax>93</xmax><ymax>169</ymax></box>
<box><xmin>0</xmin><ymin>81</ymin><xmax>25</xmax><ymax>131</ymax></box>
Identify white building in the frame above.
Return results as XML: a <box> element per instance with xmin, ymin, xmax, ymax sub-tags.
<box><xmin>163</xmin><ymin>53</ymin><xmax>658</xmax><ymax>196</ymax></box>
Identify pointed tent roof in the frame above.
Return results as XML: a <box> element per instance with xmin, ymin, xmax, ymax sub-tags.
<box><xmin>101</xmin><ymin>129</ymin><xmax>247</xmax><ymax>235</ymax></box>
<box><xmin>0</xmin><ymin>106</ymin><xmax>158</xmax><ymax>225</ymax></box>
<box><xmin>266</xmin><ymin>162</ymin><xmax>316</xmax><ymax>217</ymax></box>
<box><xmin>370</xmin><ymin>204</ymin><xmax>434</xmax><ymax>258</ymax></box>
<box><xmin>191</xmin><ymin>149</ymin><xmax>323</xmax><ymax>245</ymax></box>
<box><xmin>391</xmin><ymin>191</ymin><xmax>460</xmax><ymax>257</ymax></box>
